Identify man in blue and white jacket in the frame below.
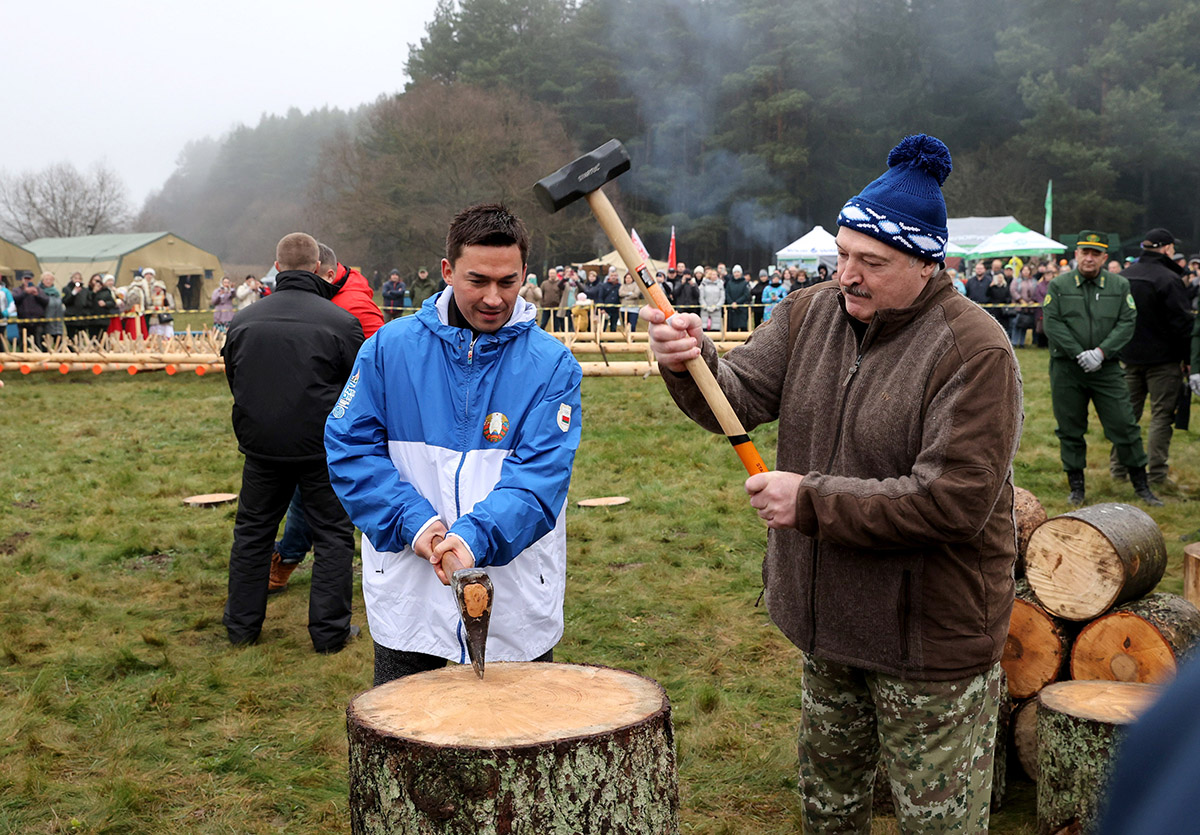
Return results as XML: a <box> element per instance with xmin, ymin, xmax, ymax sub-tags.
<box><xmin>325</xmin><ymin>204</ymin><xmax>583</xmax><ymax>686</ymax></box>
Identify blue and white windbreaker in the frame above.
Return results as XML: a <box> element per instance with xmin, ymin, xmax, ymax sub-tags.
<box><xmin>325</xmin><ymin>289</ymin><xmax>583</xmax><ymax>663</ymax></box>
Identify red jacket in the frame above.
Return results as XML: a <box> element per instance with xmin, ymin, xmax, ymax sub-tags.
<box><xmin>333</xmin><ymin>265</ymin><xmax>384</xmax><ymax>339</ymax></box>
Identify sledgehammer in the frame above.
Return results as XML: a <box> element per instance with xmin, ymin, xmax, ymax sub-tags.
<box><xmin>534</xmin><ymin>139</ymin><xmax>768</xmax><ymax>475</ymax></box>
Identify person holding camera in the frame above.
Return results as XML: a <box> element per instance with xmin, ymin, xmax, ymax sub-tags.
<box><xmin>12</xmin><ymin>273</ymin><xmax>49</xmax><ymax>349</ymax></box>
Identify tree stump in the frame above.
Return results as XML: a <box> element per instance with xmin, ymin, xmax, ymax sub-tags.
<box><xmin>1024</xmin><ymin>503</ymin><xmax>1167</xmax><ymax>621</ymax></box>
<box><xmin>347</xmin><ymin>662</ymin><xmax>679</xmax><ymax>835</ymax></box>
<box><xmin>1004</xmin><ymin>579</ymin><xmax>1075</xmax><ymax>699</ymax></box>
<box><xmin>1011</xmin><ymin>698</ymin><xmax>1039</xmax><ymax>781</ymax></box>
<box><xmin>1070</xmin><ymin>592</ymin><xmax>1200</xmax><ymax>684</ymax></box>
<box><xmin>1014</xmin><ymin>486</ymin><xmax>1048</xmax><ymax>577</ymax></box>
<box><xmin>1036</xmin><ymin>680</ymin><xmax>1160</xmax><ymax>835</ymax></box>
<box><xmin>1183</xmin><ymin>542</ymin><xmax>1200</xmax><ymax>610</ymax></box>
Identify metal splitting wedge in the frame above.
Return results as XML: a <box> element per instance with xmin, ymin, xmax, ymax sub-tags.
<box><xmin>533</xmin><ymin>139</ymin><xmax>769</xmax><ymax>475</ymax></box>
<box><xmin>451</xmin><ymin>568</ymin><xmax>494</xmax><ymax>679</ymax></box>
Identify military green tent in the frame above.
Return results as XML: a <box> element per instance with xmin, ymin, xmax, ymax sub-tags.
<box><xmin>0</xmin><ymin>234</ymin><xmax>40</xmax><ymax>282</ymax></box>
<box><xmin>26</xmin><ymin>232</ymin><xmax>222</xmax><ymax>306</ymax></box>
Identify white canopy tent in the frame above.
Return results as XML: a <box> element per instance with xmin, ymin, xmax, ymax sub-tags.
<box><xmin>776</xmin><ymin>225</ymin><xmax>838</xmax><ymax>261</ymax></box>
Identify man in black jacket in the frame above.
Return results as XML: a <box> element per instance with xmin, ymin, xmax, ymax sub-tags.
<box><xmin>221</xmin><ymin>232</ymin><xmax>364</xmax><ymax>652</ymax></box>
<box><xmin>1112</xmin><ymin>227</ymin><xmax>1193</xmax><ymax>490</ymax></box>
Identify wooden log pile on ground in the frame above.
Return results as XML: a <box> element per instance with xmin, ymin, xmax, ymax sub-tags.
<box><xmin>998</xmin><ymin>499</ymin><xmax>1200</xmax><ymax>834</ymax></box>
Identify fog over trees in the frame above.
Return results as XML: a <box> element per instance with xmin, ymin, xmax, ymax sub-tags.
<box><xmin>136</xmin><ymin>0</ymin><xmax>1200</xmax><ymax>271</ymax></box>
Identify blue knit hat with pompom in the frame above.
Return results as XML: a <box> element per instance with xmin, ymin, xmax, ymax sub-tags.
<box><xmin>837</xmin><ymin>134</ymin><xmax>952</xmax><ymax>263</ymax></box>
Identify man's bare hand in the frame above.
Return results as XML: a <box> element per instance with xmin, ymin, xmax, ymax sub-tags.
<box><xmin>431</xmin><ymin>536</ymin><xmax>475</xmax><ymax>585</ymax></box>
<box><xmin>641</xmin><ymin>306</ymin><xmax>704</xmax><ymax>373</ymax></box>
<box><xmin>746</xmin><ymin>471</ymin><xmax>805</xmax><ymax>529</ymax></box>
<box><xmin>413</xmin><ymin>520</ymin><xmax>448</xmax><ymax>560</ymax></box>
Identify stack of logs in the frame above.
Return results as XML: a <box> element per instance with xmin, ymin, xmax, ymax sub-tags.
<box><xmin>1003</xmin><ymin>492</ymin><xmax>1200</xmax><ymax>834</ymax></box>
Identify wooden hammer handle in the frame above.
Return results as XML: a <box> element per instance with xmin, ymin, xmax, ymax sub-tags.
<box><xmin>585</xmin><ymin>189</ymin><xmax>768</xmax><ymax>475</ymax></box>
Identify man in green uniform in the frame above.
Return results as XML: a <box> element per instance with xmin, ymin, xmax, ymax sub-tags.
<box><xmin>1042</xmin><ymin>231</ymin><xmax>1162</xmax><ymax>506</ymax></box>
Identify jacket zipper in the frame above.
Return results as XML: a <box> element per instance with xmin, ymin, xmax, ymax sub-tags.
<box><xmin>454</xmin><ymin>334</ymin><xmax>480</xmax><ymax>519</ymax></box>
<box><xmin>807</xmin><ymin>329</ymin><xmax>873</xmax><ymax>652</ymax></box>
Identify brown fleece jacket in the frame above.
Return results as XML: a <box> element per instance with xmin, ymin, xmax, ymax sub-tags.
<box><xmin>664</xmin><ymin>272</ymin><xmax>1023</xmax><ymax>680</ymax></box>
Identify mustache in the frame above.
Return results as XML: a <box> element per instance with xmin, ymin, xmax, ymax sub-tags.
<box><xmin>842</xmin><ymin>284</ymin><xmax>871</xmax><ymax>299</ymax></box>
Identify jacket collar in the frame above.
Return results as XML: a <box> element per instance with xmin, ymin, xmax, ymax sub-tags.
<box><xmin>276</xmin><ymin>270</ymin><xmax>337</xmax><ymax>300</ymax></box>
<box><xmin>419</xmin><ymin>287</ymin><xmax>537</xmax><ymax>347</ymax></box>
<box><xmin>1136</xmin><ymin>250</ymin><xmax>1185</xmax><ymax>276</ymax></box>
<box><xmin>1072</xmin><ymin>269</ymin><xmax>1106</xmax><ymax>288</ymax></box>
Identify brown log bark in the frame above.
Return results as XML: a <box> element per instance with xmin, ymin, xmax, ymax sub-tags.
<box><xmin>1024</xmin><ymin>503</ymin><xmax>1167</xmax><ymax>621</ymax></box>
<box><xmin>1070</xmin><ymin>592</ymin><xmax>1200</xmax><ymax>684</ymax></box>
<box><xmin>347</xmin><ymin>663</ymin><xmax>678</xmax><ymax>835</ymax></box>
<box><xmin>1004</xmin><ymin>579</ymin><xmax>1075</xmax><ymax>699</ymax></box>
<box><xmin>1011</xmin><ymin>697</ymin><xmax>1039</xmax><ymax>781</ymax></box>
<box><xmin>1036</xmin><ymin>680</ymin><xmax>1160</xmax><ymax>835</ymax></box>
<box><xmin>1014</xmin><ymin>486</ymin><xmax>1048</xmax><ymax>576</ymax></box>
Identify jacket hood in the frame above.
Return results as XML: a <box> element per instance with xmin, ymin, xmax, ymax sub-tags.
<box><xmin>276</xmin><ymin>270</ymin><xmax>337</xmax><ymax>300</ymax></box>
<box><xmin>419</xmin><ymin>287</ymin><xmax>537</xmax><ymax>347</ymax></box>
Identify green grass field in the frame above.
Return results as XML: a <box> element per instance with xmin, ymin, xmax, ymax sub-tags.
<box><xmin>1</xmin><ymin>349</ymin><xmax>1197</xmax><ymax>834</ymax></box>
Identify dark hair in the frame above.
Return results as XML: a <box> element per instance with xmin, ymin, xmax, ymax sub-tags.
<box><xmin>445</xmin><ymin>203</ymin><xmax>529</xmax><ymax>267</ymax></box>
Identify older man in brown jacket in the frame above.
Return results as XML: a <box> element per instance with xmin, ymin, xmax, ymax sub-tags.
<box><xmin>644</xmin><ymin>134</ymin><xmax>1022</xmax><ymax>834</ymax></box>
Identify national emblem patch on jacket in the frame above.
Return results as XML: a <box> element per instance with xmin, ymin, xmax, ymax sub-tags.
<box><xmin>483</xmin><ymin>412</ymin><xmax>509</xmax><ymax>443</ymax></box>
<box><xmin>557</xmin><ymin>403</ymin><xmax>572</xmax><ymax>432</ymax></box>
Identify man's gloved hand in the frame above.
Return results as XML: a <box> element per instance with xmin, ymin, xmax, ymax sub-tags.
<box><xmin>1190</xmin><ymin>373</ymin><xmax>1200</xmax><ymax>397</ymax></box>
<box><xmin>1076</xmin><ymin>348</ymin><xmax>1104</xmax><ymax>373</ymax></box>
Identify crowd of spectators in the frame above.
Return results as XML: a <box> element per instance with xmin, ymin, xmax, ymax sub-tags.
<box><xmin>0</xmin><ymin>267</ymin><xmax>188</xmax><ymax>348</ymax></box>
<box><xmin>955</xmin><ymin>253</ymin><xmax>1200</xmax><ymax>348</ymax></box>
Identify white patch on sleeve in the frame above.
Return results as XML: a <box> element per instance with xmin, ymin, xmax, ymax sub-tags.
<box><xmin>556</xmin><ymin>403</ymin><xmax>572</xmax><ymax>433</ymax></box>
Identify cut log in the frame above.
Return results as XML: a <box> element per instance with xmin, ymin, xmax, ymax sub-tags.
<box><xmin>1024</xmin><ymin>503</ymin><xmax>1167</xmax><ymax>621</ymax></box>
<box><xmin>1003</xmin><ymin>579</ymin><xmax>1075</xmax><ymax>699</ymax></box>
<box><xmin>1036</xmin><ymin>680</ymin><xmax>1160</xmax><ymax>835</ymax></box>
<box><xmin>1184</xmin><ymin>542</ymin><xmax>1200</xmax><ymax>610</ymax></box>
<box><xmin>1014</xmin><ymin>486</ymin><xmax>1048</xmax><ymax>576</ymax></box>
<box><xmin>1011</xmin><ymin>698</ymin><xmax>1039</xmax><ymax>781</ymax></box>
<box><xmin>1070</xmin><ymin>592</ymin><xmax>1200</xmax><ymax>684</ymax></box>
<box><xmin>347</xmin><ymin>662</ymin><xmax>678</xmax><ymax>835</ymax></box>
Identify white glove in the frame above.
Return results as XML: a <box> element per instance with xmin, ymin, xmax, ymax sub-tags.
<box><xmin>1076</xmin><ymin>348</ymin><xmax>1104</xmax><ymax>373</ymax></box>
<box><xmin>1190</xmin><ymin>373</ymin><xmax>1200</xmax><ymax>397</ymax></box>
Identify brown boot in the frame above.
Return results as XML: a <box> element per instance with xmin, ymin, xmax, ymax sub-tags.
<box><xmin>268</xmin><ymin>552</ymin><xmax>299</xmax><ymax>594</ymax></box>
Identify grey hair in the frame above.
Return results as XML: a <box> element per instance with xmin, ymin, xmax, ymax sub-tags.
<box><xmin>317</xmin><ymin>242</ymin><xmax>338</xmax><ymax>275</ymax></box>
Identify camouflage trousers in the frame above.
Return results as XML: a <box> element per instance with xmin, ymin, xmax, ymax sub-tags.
<box><xmin>798</xmin><ymin>653</ymin><xmax>1002</xmax><ymax>834</ymax></box>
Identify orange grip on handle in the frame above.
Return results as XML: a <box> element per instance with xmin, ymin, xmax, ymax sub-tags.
<box><xmin>644</xmin><ymin>280</ymin><xmax>676</xmax><ymax>318</ymax></box>
<box><xmin>732</xmin><ymin>440</ymin><xmax>769</xmax><ymax>475</ymax></box>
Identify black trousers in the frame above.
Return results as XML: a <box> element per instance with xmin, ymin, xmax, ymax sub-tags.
<box><xmin>223</xmin><ymin>455</ymin><xmax>354</xmax><ymax>652</ymax></box>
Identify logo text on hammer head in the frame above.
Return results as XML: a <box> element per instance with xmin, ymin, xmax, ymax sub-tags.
<box><xmin>577</xmin><ymin>164</ymin><xmax>601</xmax><ymax>182</ymax></box>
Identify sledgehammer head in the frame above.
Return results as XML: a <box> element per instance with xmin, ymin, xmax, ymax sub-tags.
<box><xmin>533</xmin><ymin>139</ymin><xmax>631</xmax><ymax>214</ymax></box>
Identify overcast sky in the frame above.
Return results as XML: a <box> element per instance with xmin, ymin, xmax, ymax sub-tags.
<box><xmin>4</xmin><ymin>0</ymin><xmax>442</xmax><ymax>205</ymax></box>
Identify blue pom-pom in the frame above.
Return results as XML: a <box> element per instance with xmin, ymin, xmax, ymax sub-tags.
<box><xmin>887</xmin><ymin>134</ymin><xmax>952</xmax><ymax>186</ymax></box>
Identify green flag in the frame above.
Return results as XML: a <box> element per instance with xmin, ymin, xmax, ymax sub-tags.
<box><xmin>1043</xmin><ymin>180</ymin><xmax>1053</xmax><ymax>238</ymax></box>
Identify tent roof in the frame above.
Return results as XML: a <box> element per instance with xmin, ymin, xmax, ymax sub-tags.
<box><xmin>947</xmin><ymin>216</ymin><xmax>1019</xmax><ymax>248</ymax></box>
<box><xmin>577</xmin><ymin>249</ymin><xmax>669</xmax><ymax>276</ymax></box>
<box><xmin>776</xmin><ymin>225</ymin><xmax>838</xmax><ymax>259</ymax></box>
<box><xmin>23</xmin><ymin>231</ymin><xmax>214</xmax><ymax>261</ymax></box>
<box><xmin>969</xmin><ymin>222</ymin><xmax>1066</xmax><ymax>259</ymax></box>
